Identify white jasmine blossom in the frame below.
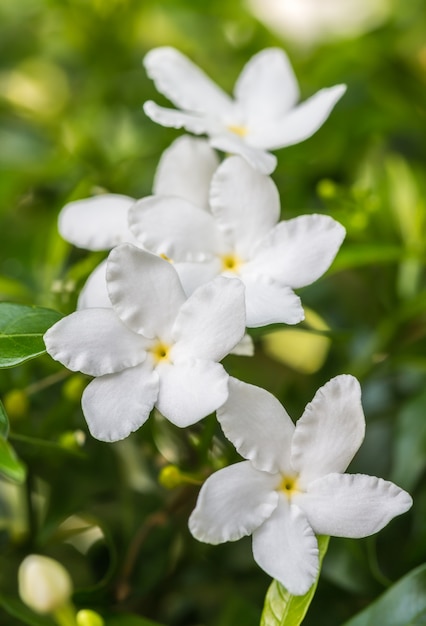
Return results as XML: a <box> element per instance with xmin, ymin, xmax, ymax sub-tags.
<box><xmin>129</xmin><ymin>155</ymin><xmax>345</xmax><ymax>327</ymax></box>
<box><xmin>44</xmin><ymin>244</ymin><xmax>246</xmax><ymax>441</ymax></box>
<box><xmin>143</xmin><ymin>47</ymin><xmax>346</xmax><ymax>174</ymax></box>
<box><xmin>18</xmin><ymin>554</ymin><xmax>73</xmax><ymax>614</ymax></box>
<box><xmin>189</xmin><ymin>375</ymin><xmax>413</xmax><ymax>595</ymax></box>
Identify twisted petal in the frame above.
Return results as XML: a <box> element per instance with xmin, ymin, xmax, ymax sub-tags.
<box><xmin>251</xmin><ymin>215</ymin><xmax>346</xmax><ymax>288</ymax></box>
<box><xmin>82</xmin><ymin>362</ymin><xmax>159</xmax><ymax>442</ymax></box>
<box><xmin>209</xmin><ymin>156</ymin><xmax>280</xmax><ymax>256</ymax></box>
<box><xmin>295</xmin><ymin>473</ymin><xmax>413</xmax><ymax>538</ymax></box>
<box><xmin>77</xmin><ymin>261</ymin><xmax>110</xmax><ymax>309</ymax></box>
<box><xmin>172</xmin><ymin>277</ymin><xmax>245</xmax><ymax>362</ymax></box>
<box><xmin>107</xmin><ymin>244</ymin><xmax>186</xmax><ymax>339</ymax></box>
<box><xmin>235</xmin><ymin>48</ymin><xmax>299</xmax><ymax>122</ymax></box>
<box><xmin>153</xmin><ymin>136</ymin><xmax>219</xmax><ymax>211</ymax></box>
<box><xmin>210</xmin><ymin>134</ymin><xmax>277</xmax><ymax>175</ymax></box>
<box><xmin>144</xmin><ymin>101</ymin><xmax>217</xmax><ymax>135</ymax></box>
<box><xmin>144</xmin><ymin>47</ymin><xmax>232</xmax><ymax>115</ymax></box>
<box><xmin>129</xmin><ymin>196</ymin><xmax>222</xmax><ymax>261</ymax></box>
<box><xmin>253</xmin><ymin>84</ymin><xmax>346</xmax><ymax>150</ymax></box>
<box><xmin>44</xmin><ymin>309</ymin><xmax>147</xmax><ymax>377</ymax></box>
<box><xmin>156</xmin><ymin>359</ymin><xmax>229</xmax><ymax>427</ymax></box>
<box><xmin>241</xmin><ymin>273</ymin><xmax>304</xmax><ymax>327</ymax></box>
<box><xmin>189</xmin><ymin>461</ymin><xmax>279</xmax><ymax>544</ymax></box>
<box><xmin>291</xmin><ymin>376</ymin><xmax>365</xmax><ymax>485</ymax></box>
<box><xmin>217</xmin><ymin>378</ymin><xmax>295</xmax><ymax>474</ymax></box>
<box><xmin>58</xmin><ymin>194</ymin><xmax>135</xmax><ymax>251</ymax></box>
<box><xmin>252</xmin><ymin>496</ymin><xmax>319</xmax><ymax>596</ymax></box>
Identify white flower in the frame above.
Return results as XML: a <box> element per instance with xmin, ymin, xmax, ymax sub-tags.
<box><xmin>129</xmin><ymin>155</ymin><xmax>345</xmax><ymax>327</ymax></box>
<box><xmin>18</xmin><ymin>554</ymin><xmax>73</xmax><ymax>614</ymax></box>
<box><xmin>143</xmin><ymin>47</ymin><xmax>346</xmax><ymax>174</ymax></box>
<box><xmin>44</xmin><ymin>244</ymin><xmax>246</xmax><ymax>441</ymax></box>
<box><xmin>58</xmin><ymin>136</ymin><xmax>219</xmax><ymax>309</ymax></box>
<box><xmin>189</xmin><ymin>375</ymin><xmax>413</xmax><ymax>595</ymax></box>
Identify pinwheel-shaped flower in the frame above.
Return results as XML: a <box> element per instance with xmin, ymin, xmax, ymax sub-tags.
<box><xmin>144</xmin><ymin>47</ymin><xmax>346</xmax><ymax>174</ymax></box>
<box><xmin>44</xmin><ymin>244</ymin><xmax>246</xmax><ymax>441</ymax></box>
<box><xmin>189</xmin><ymin>375</ymin><xmax>412</xmax><ymax>595</ymax></box>
<box><xmin>129</xmin><ymin>155</ymin><xmax>345</xmax><ymax>327</ymax></box>
<box><xmin>58</xmin><ymin>136</ymin><xmax>219</xmax><ymax>308</ymax></box>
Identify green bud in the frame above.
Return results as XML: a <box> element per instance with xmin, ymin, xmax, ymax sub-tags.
<box><xmin>3</xmin><ymin>389</ymin><xmax>29</xmax><ymax>420</ymax></box>
<box><xmin>76</xmin><ymin>609</ymin><xmax>105</xmax><ymax>626</ymax></box>
<box><xmin>18</xmin><ymin>554</ymin><xmax>73</xmax><ymax>614</ymax></box>
<box><xmin>159</xmin><ymin>465</ymin><xmax>183</xmax><ymax>489</ymax></box>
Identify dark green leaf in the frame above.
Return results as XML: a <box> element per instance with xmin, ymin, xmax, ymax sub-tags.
<box><xmin>0</xmin><ymin>438</ymin><xmax>27</xmax><ymax>483</ymax></box>
<box><xmin>105</xmin><ymin>615</ymin><xmax>164</xmax><ymax>626</ymax></box>
<box><xmin>0</xmin><ymin>593</ymin><xmax>55</xmax><ymax>626</ymax></box>
<box><xmin>391</xmin><ymin>389</ymin><xmax>426</xmax><ymax>491</ymax></box>
<box><xmin>342</xmin><ymin>564</ymin><xmax>426</xmax><ymax>626</ymax></box>
<box><xmin>0</xmin><ymin>303</ymin><xmax>62</xmax><ymax>368</ymax></box>
<box><xmin>260</xmin><ymin>536</ymin><xmax>330</xmax><ymax>626</ymax></box>
<box><xmin>0</xmin><ymin>399</ymin><xmax>9</xmax><ymax>438</ymax></box>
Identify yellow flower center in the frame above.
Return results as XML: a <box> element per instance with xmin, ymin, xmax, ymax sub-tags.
<box><xmin>150</xmin><ymin>341</ymin><xmax>171</xmax><ymax>364</ymax></box>
<box><xmin>279</xmin><ymin>475</ymin><xmax>299</xmax><ymax>499</ymax></box>
<box><xmin>227</xmin><ymin>124</ymin><xmax>248</xmax><ymax>137</ymax></box>
<box><xmin>221</xmin><ymin>253</ymin><xmax>242</xmax><ymax>274</ymax></box>
<box><xmin>160</xmin><ymin>253</ymin><xmax>173</xmax><ymax>263</ymax></box>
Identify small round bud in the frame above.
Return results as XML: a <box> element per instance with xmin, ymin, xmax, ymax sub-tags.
<box><xmin>76</xmin><ymin>609</ymin><xmax>105</xmax><ymax>626</ymax></box>
<box><xmin>317</xmin><ymin>178</ymin><xmax>337</xmax><ymax>200</ymax></box>
<box><xmin>3</xmin><ymin>389</ymin><xmax>29</xmax><ymax>420</ymax></box>
<box><xmin>158</xmin><ymin>465</ymin><xmax>183</xmax><ymax>489</ymax></box>
<box><xmin>63</xmin><ymin>375</ymin><xmax>86</xmax><ymax>403</ymax></box>
<box><xmin>18</xmin><ymin>554</ymin><xmax>73</xmax><ymax>614</ymax></box>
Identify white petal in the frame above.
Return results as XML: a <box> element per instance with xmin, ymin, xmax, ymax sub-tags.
<box><xmin>210</xmin><ymin>134</ymin><xmax>277</xmax><ymax>175</ymax></box>
<box><xmin>153</xmin><ymin>136</ymin><xmax>219</xmax><ymax>211</ymax></box>
<box><xmin>291</xmin><ymin>376</ymin><xmax>365</xmax><ymax>485</ymax></box>
<box><xmin>144</xmin><ymin>101</ymin><xmax>216</xmax><ymax>135</ymax></box>
<box><xmin>254</xmin><ymin>84</ymin><xmax>346</xmax><ymax>150</ymax></box>
<box><xmin>230</xmin><ymin>332</ymin><xmax>254</xmax><ymax>357</ymax></box>
<box><xmin>189</xmin><ymin>461</ymin><xmax>279</xmax><ymax>544</ymax></box>
<box><xmin>156</xmin><ymin>360</ymin><xmax>229</xmax><ymax>427</ymax></box>
<box><xmin>129</xmin><ymin>196</ymin><xmax>222</xmax><ymax>261</ymax></box>
<box><xmin>174</xmin><ymin>260</ymin><xmax>221</xmax><ymax>297</ymax></box>
<box><xmin>172</xmin><ymin>277</ymin><xmax>245</xmax><ymax>362</ymax></box>
<box><xmin>81</xmin><ymin>362</ymin><xmax>159</xmax><ymax>442</ymax></box>
<box><xmin>241</xmin><ymin>273</ymin><xmax>304</xmax><ymax>327</ymax></box>
<box><xmin>251</xmin><ymin>215</ymin><xmax>346</xmax><ymax>288</ymax></box>
<box><xmin>144</xmin><ymin>47</ymin><xmax>232</xmax><ymax>115</ymax></box>
<box><xmin>217</xmin><ymin>377</ymin><xmax>295</xmax><ymax>474</ymax></box>
<box><xmin>106</xmin><ymin>244</ymin><xmax>185</xmax><ymax>339</ymax></box>
<box><xmin>58</xmin><ymin>194</ymin><xmax>135</xmax><ymax>251</ymax></box>
<box><xmin>209</xmin><ymin>156</ymin><xmax>280</xmax><ymax>257</ymax></box>
<box><xmin>252</xmin><ymin>496</ymin><xmax>319</xmax><ymax>596</ymax></box>
<box><xmin>295</xmin><ymin>473</ymin><xmax>413</xmax><ymax>538</ymax></box>
<box><xmin>235</xmin><ymin>48</ymin><xmax>299</xmax><ymax>122</ymax></box>
<box><xmin>44</xmin><ymin>309</ymin><xmax>147</xmax><ymax>377</ymax></box>
<box><xmin>77</xmin><ymin>261</ymin><xmax>111</xmax><ymax>309</ymax></box>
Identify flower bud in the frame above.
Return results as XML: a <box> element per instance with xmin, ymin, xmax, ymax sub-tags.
<box><xmin>18</xmin><ymin>554</ymin><xmax>73</xmax><ymax>614</ymax></box>
<box><xmin>77</xmin><ymin>609</ymin><xmax>105</xmax><ymax>626</ymax></box>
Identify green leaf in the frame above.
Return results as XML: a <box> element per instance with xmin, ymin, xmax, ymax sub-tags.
<box><xmin>0</xmin><ymin>437</ymin><xmax>27</xmax><ymax>483</ymax></box>
<box><xmin>342</xmin><ymin>564</ymin><xmax>426</xmax><ymax>626</ymax></box>
<box><xmin>0</xmin><ymin>303</ymin><xmax>62</xmax><ymax>368</ymax></box>
<box><xmin>331</xmin><ymin>244</ymin><xmax>404</xmax><ymax>272</ymax></box>
<box><xmin>105</xmin><ymin>615</ymin><xmax>164</xmax><ymax>626</ymax></box>
<box><xmin>0</xmin><ymin>593</ymin><xmax>55</xmax><ymax>626</ymax></box>
<box><xmin>260</xmin><ymin>536</ymin><xmax>330</xmax><ymax>626</ymax></box>
<box><xmin>0</xmin><ymin>399</ymin><xmax>9</xmax><ymax>438</ymax></box>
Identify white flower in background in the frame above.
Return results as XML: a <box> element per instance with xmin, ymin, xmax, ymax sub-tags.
<box><xmin>189</xmin><ymin>375</ymin><xmax>412</xmax><ymax>595</ymax></box>
<box><xmin>58</xmin><ymin>136</ymin><xmax>219</xmax><ymax>308</ymax></box>
<box><xmin>143</xmin><ymin>47</ymin><xmax>346</xmax><ymax>174</ymax></box>
<box><xmin>18</xmin><ymin>554</ymin><xmax>73</xmax><ymax>614</ymax></box>
<box><xmin>44</xmin><ymin>244</ymin><xmax>246</xmax><ymax>441</ymax></box>
<box><xmin>129</xmin><ymin>155</ymin><xmax>345</xmax><ymax>328</ymax></box>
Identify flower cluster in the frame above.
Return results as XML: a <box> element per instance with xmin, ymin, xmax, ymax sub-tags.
<box><xmin>45</xmin><ymin>47</ymin><xmax>412</xmax><ymax>595</ymax></box>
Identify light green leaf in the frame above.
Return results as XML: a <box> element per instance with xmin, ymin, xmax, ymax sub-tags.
<box><xmin>0</xmin><ymin>438</ymin><xmax>27</xmax><ymax>483</ymax></box>
<box><xmin>331</xmin><ymin>244</ymin><xmax>404</xmax><ymax>272</ymax></box>
<box><xmin>260</xmin><ymin>536</ymin><xmax>330</xmax><ymax>626</ymax></box>
<box><xmin>342</xmin><ymin>563</ymin><xmax>426</xmax><ymax>626</ymax></box>
<box><xmin>0</xmin><ymin>303</ymin><xmax>62</xmax><ymax>368</ymax></box>
<box><xmin>0</xmin><ymin>399</ymin><xmax>9</xmax><ymax>438</ymax></box>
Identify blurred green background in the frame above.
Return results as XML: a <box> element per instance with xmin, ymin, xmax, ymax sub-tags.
<box><xmin>0</xmin><ymin>0</ymin><xmax>426</xmax><ymax>624</ymax></box>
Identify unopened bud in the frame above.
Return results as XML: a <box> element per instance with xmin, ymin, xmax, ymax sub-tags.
<box><xmin>3</xmin><ymin>389</ymin><xmax>29</xmax><ymax>420</ymax></box>
<box><xmin>77</xmin><ymin>609</ymin><xmax>105</xmax><ymax>626</ymax></box>
<box><xmin>159</xmin><ymin>465</ymin><xmax>183</xmax><ymax>489</ymax></box>
<box><xmin>18</xmin><ymin>554</ymin><xmax>73</xmax><ymax>614</ymax></box>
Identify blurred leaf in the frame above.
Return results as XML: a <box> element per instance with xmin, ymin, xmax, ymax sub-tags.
<box><xmin>391</xmin><ymin>388</ymin><xmax>426</xmax><ymax>491</ymax></box>
<box><xmin>331</xmin><ymin>244</ymin><xmax>404</xmax><ymax>272</ymax></box>
<box><xmin>342</xmin><ymin>564</ymin><xmax>426</xmax><ymax>626</ymax></box>
<box><xmin>105</xmin><ymin>615</ymin><xmax>164</xmax><ymax>626</ymax></box>
<box><xmin>260</xmin><ymin>536</ymin><xmax>329</xmax><ymax>626</ymax></box>
<box><xmin>0</xmin><ymin>303</ymin><xmax>62</xmax><ymax>368</ymax></box>
<box><xmin>0</xmin><ymin>438</ymin><xmax>27</xmax><ymax>483</ymax></box>
<box><xmin>0</xmin><ymin>593</ymin><xmax>54</xmax><ymax>626</ymax></box>
<box><xmin>0</xmin><ymin>400</ymin><xmax>9</xmax><ymax>439</ymax></box>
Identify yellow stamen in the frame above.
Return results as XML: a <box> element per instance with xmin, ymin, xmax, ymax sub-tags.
<box><xmin>221</xmin><ymin>253</ymin><xmax>242</xmax><ymax>274</ymax></box>
<box><xmin>160</xmin><ymin>253</ymin><xmax>173</xmax><ymax>263</ymax></box>
<box><xmin>227</xmin><ymin>124</ymin><xmax>248</xmax><ymax>137</ymax></box>
<box><xmin>279</xmin><ymin>475</ymin><xmax>299</xmax><ymax>499</ymax></box>
<box><xmin>150</xmin><ymin>341</ymin><xmax>171</xmax><ymax>364</ymax></box>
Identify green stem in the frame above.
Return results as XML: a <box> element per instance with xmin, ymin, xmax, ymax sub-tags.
<box><xmin>53</xmin><ymin>602</ymin><xmax>78</xmax><ymax>626</ymax></box>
